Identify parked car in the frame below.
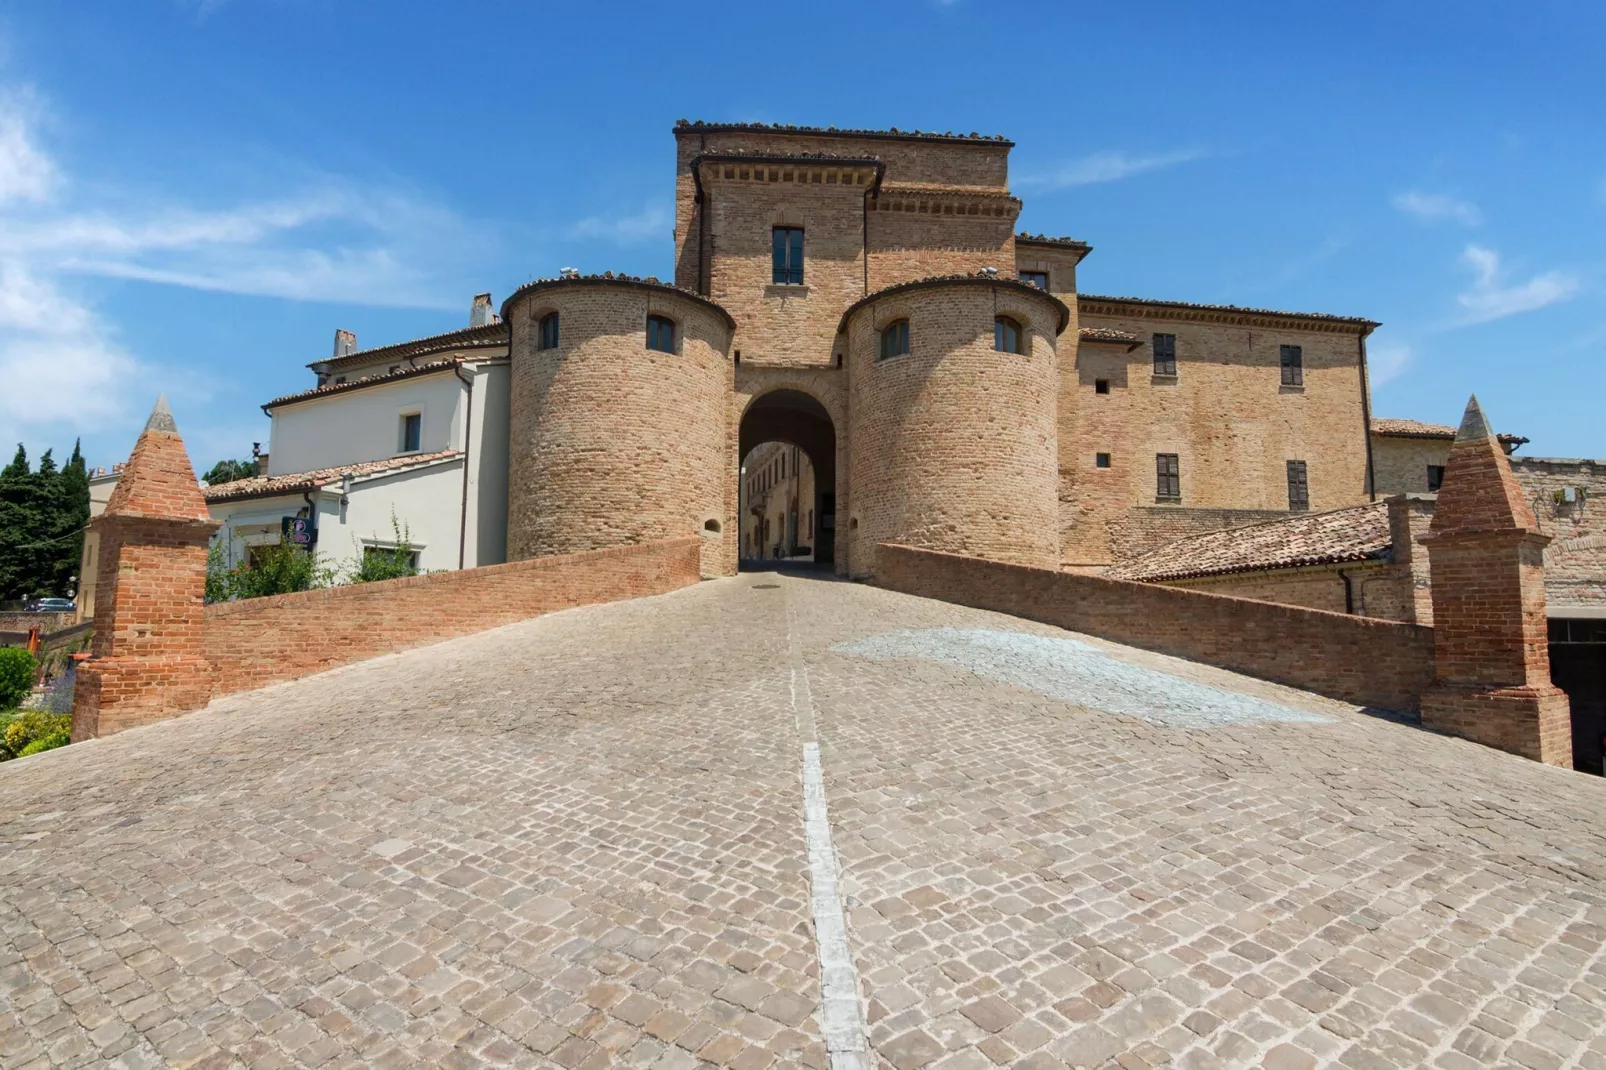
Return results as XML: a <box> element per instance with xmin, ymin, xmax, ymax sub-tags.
<box><xmin>31</xmin><ymin>598</ymin><xmax>75</xmax><ymax>613</ymax></box>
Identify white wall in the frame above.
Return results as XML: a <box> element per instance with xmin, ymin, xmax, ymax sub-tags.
<box><xmin>468</xmin><ymin>361</ymin><xmax>510</xmax><ymax>567</ymax></box>
<box><xmin>267</xmin><ymin>370</ymin><xmax>465</xmax><ymax>476</ymax></box>
<box><xmin>210</xmin><ymin>456</ymin><xmax>468</xmax><ymax>577</ymax></box>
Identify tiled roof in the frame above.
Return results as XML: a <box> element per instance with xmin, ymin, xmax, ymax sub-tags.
<box><xmin>203</xmin><ymin>451</ymin><xmax>461</xmax><ymax>504</ymax></box>
<box><xmin>1107</xmin><ymin>502</ymin><xmax>1392</xmax><ymax>583</ymax></box>
<box><xmin>314</xmin><ymin>322</ymin><xmax>508</xmax><ymax>371</ymax></box>
<box><xmin>266</xmin><ymin>359</ymin><xmax>466</xmax><ymax>411</ymax></box>
<box><xmin>1016</xmin><ymin>233</ymin><xmax>1091</xmax><ymax>249</ymax></box>
<box><xmin>675</xmin><ymin>119</ymin><xmax>1011</xmax><ymax>145</ymax></box>
<box><xmin>499</xmin><ymin>272</ymin><xmax>736</xmax><ymax>330</ymax></box>
<box><xmin>1078</xmin><ymin>326</ymin><xmax>1143</xmax><ymax>345</ymax></box>
<box><xmin>839</xmin><ymin>271</ymin><xmax>1071</xmax><ymax>335</ymax></box>
<box><xmin>1079</xmin><ymin>293</ymin><xmax>1379</xmax><ymax>329</ymax></box>
<box><xmin>1372</xmin><ymin>417</ymin><xmax>1528</xmax><ymax>448</ymax></box>
<box><xmin>694</xmin><ymin>149</ymin><xmax>883</xmax><ymax>164</ymax></box>
<box><xmin>1371</xmin><ymin>418</ymin><xmax>1457</xmax><ymax>438</ymax></box>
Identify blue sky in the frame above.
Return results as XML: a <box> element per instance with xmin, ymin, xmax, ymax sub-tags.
<box><xmin>1</xmin><ymin>2</ymin><xmax>1601</xmax><ymax>471</ymax></box>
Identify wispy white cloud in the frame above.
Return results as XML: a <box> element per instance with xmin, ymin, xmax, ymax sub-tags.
<box><xmin>568</xmin><ymin>202</ymin><xmax>671</xmax><ymax>244</ymax></box>
<box><xmin>1455</xmin><ymin>244</ymin><xmax>1579</xmax><ymax>325</ymax></box>
<box><xmin>1368</xmin><ymin>343</ymin><xmax>1411</xmax><ymax>386</ymax></box>
<box><xmin>1018</xmin><ymin>148</ymin><xmax>1206</xmax><ymax>192</ymax></box>
<box><xmin>0</xmin><ymin>80</ymin><xmax>494</xmax><ymax>453</ymax></box>
<box><xmin>1392</xmin><ymin>190</ymin><xmax>1481</xmax><ymax>227</ymax></box>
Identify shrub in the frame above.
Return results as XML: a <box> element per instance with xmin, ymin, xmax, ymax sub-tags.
<box><xmin>206</xmin><ymin>540</ymin><xmax>333</xmax><ymax>603</ymax></box>
<box><xmin>0</xmin><ymin>647</ymin><xmax>37</xmax><ymax>709</ymax></box>
<box><xmin>1</xmin><ymin>709</ymin><xmax>69</xmax><ymax>760</ymax></box>
<box><xmin>18</xmin><ymin>728</ymin><xmax>69</xmax><ymax>756</ymax></box>
<box><xmin>349</xmin><ymin>514</ymin><xmax>421</xmax><ymax>584</ymax></box>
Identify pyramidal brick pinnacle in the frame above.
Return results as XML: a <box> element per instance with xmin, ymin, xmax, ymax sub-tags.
<box><xmin>1428</xmin><ymin>394</ymin><xmax>1540</xmax><ymax>536</ymax></box>
<box><xmin>103</xmin><ymin>394</ymin><xmax>211</xmax><ymax>523</ymax></box>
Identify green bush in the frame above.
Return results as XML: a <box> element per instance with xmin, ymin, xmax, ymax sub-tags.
<box><xmin>206</xmin><ymin>540</ymin><xmax>333</xmax><ymax>603</ymax></box>
<box><xmin>349</xmin><ymin>515</ymin><xmax>421</xmax><ymax>584</ymax></box>
<box><xmin>18</xmin><ymin>728</ymin><xmax>69</xmax><ymax>756</ymax></box>
<box><xmin>0</xmin><ymin>647</ymin><xmax>37</xmax><ymax>709</ymax></box>
<box><xmin>1</xmin><ymin>709</ymin><xmax>69</xmax><ymax>760</ymax></box>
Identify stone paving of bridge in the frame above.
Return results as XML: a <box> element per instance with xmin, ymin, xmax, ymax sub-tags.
<box><xmin>2</xmin><ymin>573</ymin><xmax>1605</xmax><ymax>1070</ymax></box>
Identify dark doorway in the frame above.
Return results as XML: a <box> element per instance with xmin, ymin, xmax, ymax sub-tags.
<box><xmin>739</xmin><ymin>390</ymin><xmax>836</xmax><ymax>570</ymax></box>
<box><xmin>1550</xmin><ymin>616</ymin><xmax>1606</xmax><ymax>775</ymax></box>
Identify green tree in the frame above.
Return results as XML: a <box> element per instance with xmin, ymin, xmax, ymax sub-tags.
<box><xmin>203</xmin><ymin>458</ymin><xmax>257</xmax><ymax>486</ymax></box>
<box><xmin>0</xmin><ymin>441</ymin><xmax>93</xmax><ymax>602</ymax></box>
<box><xmin>53</xmin><ymin>441</ymin><xmax>90</xmax><ymax>597</ymax></box>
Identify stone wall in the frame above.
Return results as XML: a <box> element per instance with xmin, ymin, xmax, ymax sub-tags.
<box><xmin>874</xmin><ymin>542</ymin><xmax>1436</xmax><ymax>712</ymax></box>
<box><xmin>204</xmin><ymin>539</ymin><xmax>701</xmax><ymax>700</ymax></box>
<box><xmin>0</xmin><ymin>611</ymin><xmax>74</xmax><ymax>635</ymax></box>
<box><xmin>1372</xmin><ymin>435</ymin><xmax>1448</xmax><ymax>497</ymax></box>
<box><xmin>504</xmin><ymin>279</ymin><xmax>733</xmax><ymax>577</ymax></box>
<box><xmin>1512</xmin><ymin>457</ymin><xmax>1606</xmax><ymax>610</ymax></box>
<box><xmin>1064</xmin><ymin>298</ymin><xmax>1372</xmax><ymax>565</ymax></box>
<box><xmin>846</xmin><ymin>279</ymin><xmax>1063</xmax><ymax>575</ymax></box>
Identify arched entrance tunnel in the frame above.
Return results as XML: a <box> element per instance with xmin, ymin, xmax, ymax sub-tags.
<box><xmin>738</xmin><ymin>389</ymin><xmax>836</xmax><ymax>570</ymax></box>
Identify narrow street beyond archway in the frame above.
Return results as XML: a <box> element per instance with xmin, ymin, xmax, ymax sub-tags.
<box><xmin>2</xmin><ymin>576</ymin><xmax>1603</xmax><ymax>1068</ymax></box>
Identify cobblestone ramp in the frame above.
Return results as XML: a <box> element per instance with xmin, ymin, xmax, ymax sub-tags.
<box><xmin>0</xmin><ymin>574</ymin><xmax>1604</xmax><ymax>1069</ymax></box>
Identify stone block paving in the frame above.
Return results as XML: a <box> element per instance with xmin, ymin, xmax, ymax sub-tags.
<box><xmin>1</xmin><ymin>572</ymin><xmax>1604</xmax><ymax>1069</ymax></box>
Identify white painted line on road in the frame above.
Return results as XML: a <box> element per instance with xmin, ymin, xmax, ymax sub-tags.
<box><xmin>786</xmin><ymin>583</ymin><xmax>870</xmax><ymax>1070</ymax></box>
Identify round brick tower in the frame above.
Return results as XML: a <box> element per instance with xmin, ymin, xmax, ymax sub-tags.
<box><xmin>503</xmin><ymin>275</ymin><xmax>735</xmax><ymax>576</ymax></box>
<box><xmin>844</xmin><ymin>274</ymin><xmax>1067</xmax><ymax>575</ymax></box>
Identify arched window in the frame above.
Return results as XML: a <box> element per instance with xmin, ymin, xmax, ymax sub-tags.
<box><xmin>537</xmin><ymin>312</ymin><xmax>560</xmax><ymax>351</ymax></box>
<box><xmin>879</xmin><ymin>319</ymin><xmax>910</xmax><ymax>360</ymax></box>
<box><xmin>994</xmin><ymin>315</ymin><xmax>1023</xmax><ymax>354</ymax></box>
<box><xmin>646</xmin><ymin>315</ymin><xmax>676</xmax><ymax>353</ymax></box>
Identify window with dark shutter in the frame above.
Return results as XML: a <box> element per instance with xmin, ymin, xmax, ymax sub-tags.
<box><xmin>879</xmin><ymin>319</ymin><xmax>910</xmax><ymax>360</ymax></box>
<box><xmin>1156</xmin><ymin>453</ymin><xmax>1181</xmax><ymax>500</ymax></box>
<box><xmin>1280</xmin><ymin>344</ymin><xmax>1303</xmax><ymax>386</ymax></box>
<box><xmin>1153</xmin><ymin>333</ymin><xmax>1177</xmax><ymax>376</ymax></box>
<box><xmin>994</xmin><ymin>316</ymin><xmax>1023</xmax><ymax>354</ymax></box>
<box><xmin>772</xmin><ymin>227</ymin><xmax>804</xmax><ymax>285</ymax></box>
<box><xmin>1287</xmin><ymin>460</ymin><xmax>1309</xmax><ymax>511</ymax></box>
<box><xmin>646</xmin><ymin>315</ymin><xmax>675</xmax><ymax>353</ymax></box>
<box><xmin>1427</xmin><ymin>465</ymin><xmax>1445</xmax><ymax>492</ymax></box>
<box><xmin>538</xmin><ymin>312</ymin><xmax>560</xmax><ymax>351</ymax></box>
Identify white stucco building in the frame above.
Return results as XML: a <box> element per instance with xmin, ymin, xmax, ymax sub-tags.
<box><xmin>205</xmin><ymin>294</ymin><xmax>511</xmax><ymax>577</ymax></box>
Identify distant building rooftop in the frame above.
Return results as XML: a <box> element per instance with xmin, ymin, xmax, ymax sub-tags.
<box><xmin>1108</xmin><ymin>502</ymin><xmax>1392</xmax><ymax>583</ymax></box>
<box><xmin>202</xmin><ymin>451</ymin><xmax>461</xmax><ymax>504</ymax></box>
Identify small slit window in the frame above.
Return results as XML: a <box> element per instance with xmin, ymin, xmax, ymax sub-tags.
<box><xmin>994</xmin><ymin>316</ymin><xmax>1023</xmax><ymax>354</ymax></box>
<box><xmin>646</xmin><ymin>315</ymin><xmax>676</xmax><ymax>353</ymax></box>
<box><xmin>772</xmin><ymin>226</ymin><xmax>804</xmax><ymax>285</ymax></box>
<box><xmin>1427</xmin><ymin>465</ymin><xmax>1445</xmax><ymax>492</ymax></box>
<box><xmin>1280</xmin><ymin>344</ymin><xmax>1303</xmax><ymax>387</ymax></box>
<box><xmin>1287</xmin><ymin>460</ymin><xmax>1309</xmax><ymax>511</ymax></box>
<box><xmin>400</xmin><ymin>412</ymin><xmax>421</xmax><ymax>453</ymax></box>
<box><xmin>1096</xmin><ymin>453</ymin><xmax>1112</xmax><ymax>468</ymax></box>
<box><xmin>538</xmin><ymin>312</ymin><xmax>560</xmax><ymax>351</ymax></box>
<box><xmin>1156</xmin><ymin>453</ymin><xmax>1181</xmax><ymax>500</ymax></box>
<box><xmin>1153</xmin><ymin>333</ymin><xmax>1177</xmax><ymax>376</ymax></box>
<box><xmin>879</xmin><ymin>319</ymin><xmax>910</xmax><ymax>360</ymax></box>
<box><xmin>1095</xmin><ymin>379</ymin><xmax>1110</xmax><ymax>395</ymax></box>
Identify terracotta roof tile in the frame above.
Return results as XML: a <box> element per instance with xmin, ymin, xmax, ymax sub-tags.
<box><xmin>267</xmin><ymin>359</ymin><xmax>466</xmax><ymax>411</ymax></box>
<box><xmin>202</xmin><ymin>450</ymin><xmax>460</xmax><ymax>504</ymax></box>
<box><xmin>1372</xmin><ymin>417</ymin><xmax>1458</xmax><ymax>439</ymax></box>
<box><xmin>313</xmin><ymin>322</ymin><xmax>508</xmax><ymax>371</ymax></box>
<box><xmin>674</xmin><ymin>118</ymin><xmax>1011</xmax><ymax>145</ymax></box>
<box><xmin>1107</xmin><ymin>502</ymin><xmax>1392</xmax><ymax>583</ymax></box>
<box><xmin>1079</xmin><ymin>293</ymin><xmax>1379</xmax><ymax>329</ymax></box>
<box><xmin>1078</xmin><ymin>326</ymin><xmax>1143</xmax><ymax>345</ymax></box>
<box><xmin>1016</xmin><ymin>232</ymin><xmax>1091</xmax><ymax>249</ymax></box>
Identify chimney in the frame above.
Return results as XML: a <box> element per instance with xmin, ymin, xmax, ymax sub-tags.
<box><xmin>470</xmin><ymin>293</ymin><xmax>496</xmax><ymax>327</ymax></box>
<box><xmin>333</xmin><ymin>329</ymin><xmax>357</xmax><ymax>358</ymax></box>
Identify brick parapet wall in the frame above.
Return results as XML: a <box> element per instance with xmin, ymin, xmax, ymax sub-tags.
<box><xmin>874</xmin><ymin>542</ymin><xmax>1435</xmax><ymax>712</ymax></box>
<box><xmin>203</xmin><ymin>538</ymin><xmax>701</xmax><ymax>699</ymax></box>
<box><xmin>0</xmin><ymin>611</ymin><xmax>74</xmax><ymax>634</ymax></box>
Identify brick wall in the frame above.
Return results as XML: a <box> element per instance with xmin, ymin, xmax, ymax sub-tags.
<box><xmin>504</xmin><ymin>280</ymin><xmax>732</xmax><ymax>577</ymax></box>
<box><xmin>874</xmin><ymin>542</ymin><xmax>1435</xmax><ymax>712</ymax></box>
<box><xmin>204</xmin><ymin>538</ymin><xmax>700</xmax><ymax>699</ymax></box>
<box><xmin>1065</xmin><ymin>299</ymin><xmax>1372</xmax><ymax>565</ymax></box>
<box><xmin>847</xmin><ymin>280</ymin><xmax>1063</xmax><ymax>575</ymax></box>
<box><xmin>1511</xmin><ymin>457</ymin><xmax>1606</xmax><ymax>609</ymax></box>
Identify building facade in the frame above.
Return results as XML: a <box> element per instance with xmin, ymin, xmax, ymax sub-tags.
<box><xmin>136</xmin><ymin>119</ymin><xmax>1385</xmax><ymax>583</ymax></box>
<box><xmin>741</xmin><ymin>441</ymin><xmax>817</xmax><ymax>561</ymax></box>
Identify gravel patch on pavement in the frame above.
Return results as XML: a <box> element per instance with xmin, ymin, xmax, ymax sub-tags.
<box><xmin>832</xmin><ymin>626</ymin><xmax>1334</xmax><ymax>728</ymax></box>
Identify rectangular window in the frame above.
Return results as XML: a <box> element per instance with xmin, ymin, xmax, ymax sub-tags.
<box><xmin>772</xmin><ymin>227</ymin><xmax>804</xmax><ymax>285</ymax></box>
<box><xmin>1156</xmin><ymin>453</ymin><xmax>1181</xmax><ymax>500</ymax></box>
<box><xmin>401</xmin><ymin>412</ymin><xmax>421</xmax><ymax>453</ymax></box>
<box><xmin>1020</xmin><ymin>270</ymin><xmax>1049</xmax><ymax>290</ymax></box>
<box><xmin>1427</xmin><ymin>465</ymin><xmax>1445</xmax><ymax>492</ymax></box>
<box><xmin>1280</xmin><ymin>344</ymin><xmax>1304</xmax><ymax>386</ymax></box>
<box><xmin>1286</xmin><ymin>460</ymin><xmax>1309</xmax><ymax>511</ymax></box>
<box><xmin>1096</xmin><ymin>453</ymin><xmax>1111</xmax><ymax>469</ymax></box>
<box><xmin>1095</xmin><ymin>379</ymin><xmax>1110</xmax><ymax>394</ymax></box>
<box><xmin>1153</xmin><ymin>333</ymin><xmax>1177</xmax><ymax>376</ymax></box>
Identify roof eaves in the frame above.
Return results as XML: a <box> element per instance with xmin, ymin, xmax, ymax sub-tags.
<box><xmin>839</xmin><ymin>271</ymin><xmax>1071</xmax><ymax>335</ymax></box>
<box><xmin>264</xmin><ymin>359</ymin><xmax>463</xmax><ymax>412</ymax></box>
<box><xmin>674</xmin><ymin>118</ymin><xmax>1013</xmax><ymax>147</ymax></box>
<box><xmin>1079</xmin><ymin>293</ymin><xmax>1380</xmax><ymax>330</ymax></box>
<box><xmin>307</xmin><ymin>322</ymin><xmax>509</xmax><ymax>372</ymax></box>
